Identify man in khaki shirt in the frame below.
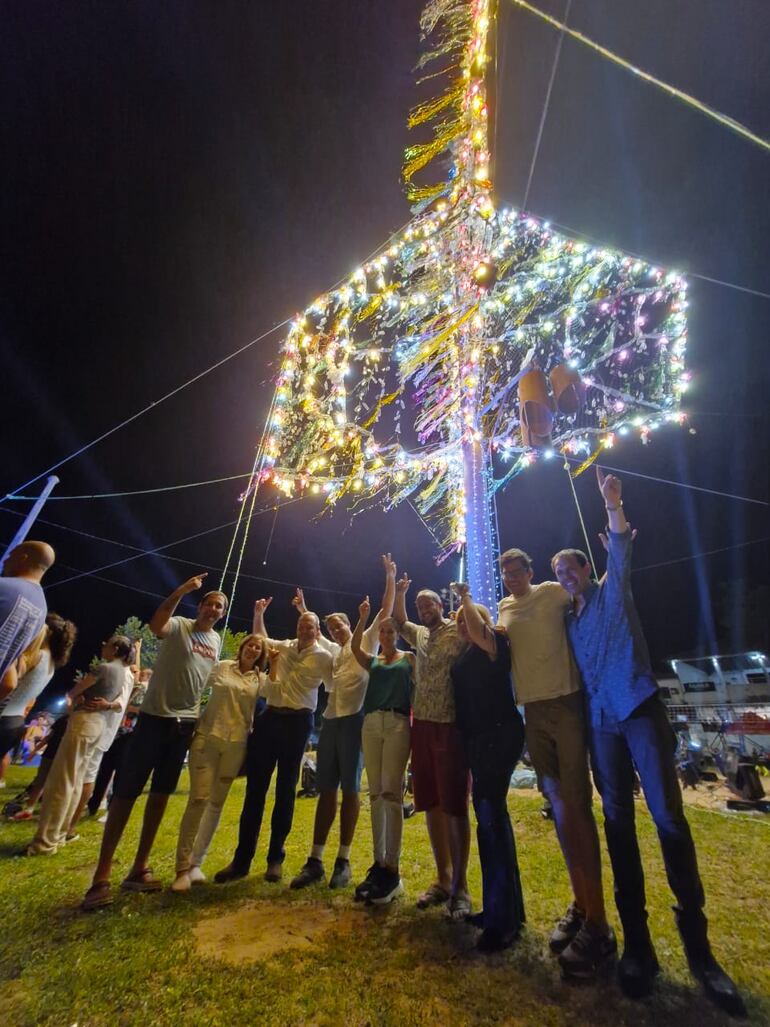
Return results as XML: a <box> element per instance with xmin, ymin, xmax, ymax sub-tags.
<box><xmin>497</xmin><ymin>547</ymin><xmax>614</xmax><ymax>978</ymax></box>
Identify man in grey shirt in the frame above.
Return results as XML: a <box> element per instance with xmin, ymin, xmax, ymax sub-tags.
<box><xmin>82</xmin><ymin>574</ymin><xmax>225</xmax><ymax>910</ymax></box>
<box><xmin>552</xmin><ymin>468</ymin><xmax>744</xmax><ymax>1016</ymax></box>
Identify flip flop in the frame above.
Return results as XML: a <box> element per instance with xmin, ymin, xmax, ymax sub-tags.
<box><xmin>416</xmin><ymin>883</ymin><xmax>450</xmax><ymax>909</ymax></box>
<box><xmin>82</xmin><ymin>881</ymin><xmax>113</xmax><ymax>911</ymax></box>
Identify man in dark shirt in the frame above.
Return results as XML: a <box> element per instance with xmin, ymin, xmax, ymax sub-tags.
<box><xmin>551</xmin><ymin>467</ymin><xmax>744</xmax><ymax>1017</ymax></box>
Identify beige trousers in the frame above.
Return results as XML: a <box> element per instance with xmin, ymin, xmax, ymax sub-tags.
<box><xmin>175</xmin><ymin>733</ymin><xmax>247</xmax><ymax>872</ymax></box>
<box><xmin>29</xmin><ymin>711</ymin><xmax>105</xmax><ymax>854</ymax></box>
<box><xmin>362</xmin><ymin>711</ymin><xmax>411</xmax><ymax>870</ymax></box>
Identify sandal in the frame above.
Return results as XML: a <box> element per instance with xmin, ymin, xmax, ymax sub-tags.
<box><xmin>82</xmin><ymin>881</ymin><xmax>113</xmax><ymax>911</ymax></box>
<box><xmin>447</xmin><ymin>892</ymin><xmax>473</xmax><ymax>920</ymax></box>
<box><xmin>121</xmin><ymin>867</ymin><xmax>163</xmax><ymax>892</ymax></box>
<box><xmin>416</xmin><ymin>883</ymin><xmax>450</xmax><ymax>909</ymax></box>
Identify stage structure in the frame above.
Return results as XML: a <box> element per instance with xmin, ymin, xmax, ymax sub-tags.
<box><xmin>255</xmin><ymin>0</ymin><xmax>688</xmax><ymax>610</ymax></box>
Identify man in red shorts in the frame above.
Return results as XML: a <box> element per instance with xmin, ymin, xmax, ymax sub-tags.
<box><xmin>394</xmin><ymin>573</ymin><xmax>469</xmax><ymax>918</ymax></box>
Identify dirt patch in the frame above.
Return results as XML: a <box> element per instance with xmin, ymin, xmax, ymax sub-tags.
<box><xmin>193</xmin><ymin>901</ymin><xmax>360</xmax><ymax>964</ymax></box>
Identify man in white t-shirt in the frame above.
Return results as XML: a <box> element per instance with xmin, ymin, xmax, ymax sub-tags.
<box><xmin>289</xmin><ymin>556</ymin><xmax>396</xmax><ymax>891</ymax></box>
<box><xmin>497</xmin><ymin>547</ymin><xmax>614</xmax><ymax>978</ymax></box>
<box><xmin>82</xmin><ymin>575</ymin><xmax>225</xmax><ymax>910</ymax></box>
<box><xmin>214</xmin><ymin>602</ymin><xmax>333</xmax><ymax>885</ymax></box>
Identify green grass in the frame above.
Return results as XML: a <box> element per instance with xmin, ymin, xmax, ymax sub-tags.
<box><xmin>0</xmin><ymin>765</ymin><xmax>768</xmax><ymax>1026</ymax></box>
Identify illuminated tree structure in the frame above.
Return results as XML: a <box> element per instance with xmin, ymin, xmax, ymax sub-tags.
<box><xmin>260</xmin><ymin>0</ymin><xmax>688</xmax><ymax>609</ymax></box>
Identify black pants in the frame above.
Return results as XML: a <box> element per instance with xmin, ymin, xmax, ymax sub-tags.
<box><xmin>87</xmin><ymin>732</ymin><xmax>132</xmax><ymax>814</ymax></box>
<box><xmin>232</xmin><ymin>708</ymin><xmax>313</xmax><ymax>872</ymax></box>
<box><xmin>467</xmin><ymin>715</ymin><xmax>526</xmax><ymax>936</ymax></box>
<box><xmin>0</xmin><ymin>716</ymin><xmax>26</xmax><ymax>761</ymax></box>
<box><xmin>589</xmin><ymin>696</ymin><xmax>707</xmax><ymax>951</ymax></box>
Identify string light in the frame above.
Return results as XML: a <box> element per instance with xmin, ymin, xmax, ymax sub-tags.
<box><xmin>258</xmin><ymin>0</ymin><xmax>687</xmax><ymax>601</ymax></box>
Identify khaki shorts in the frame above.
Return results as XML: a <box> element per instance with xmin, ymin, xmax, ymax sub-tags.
<box><xmin>524</xmin><ymin>690</ymin><xmax>592</xmax><ymax>812</ymax></box>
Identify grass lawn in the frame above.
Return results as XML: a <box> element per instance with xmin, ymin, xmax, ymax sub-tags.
<box><xmin>0</xmin><ymin>764</ymin><xmax>768</xmax><ymax>1026</ymax></box>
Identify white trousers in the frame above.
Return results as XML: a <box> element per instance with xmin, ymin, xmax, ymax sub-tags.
<box><xmin>30</xmin><ymin>711</ymin><xmax>105</xmax><ymax>853</ymax></box>
<box><xmin>176</xmin><ymin>733</ymin><xmax>246</xmax><ymax>872</ymax></box>
<box><xmin>361</xmin><ymin>711</ymin><xmax>411</xmax><ymax>870</ymax></box>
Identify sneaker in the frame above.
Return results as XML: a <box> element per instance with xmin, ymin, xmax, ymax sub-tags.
<box><xmin>11</xmin><ymin>809</ymin><xmax>34</xmax><ymax>822</ymax></box>
<box><xmin>354</xmin><ymin>863</ymin><xmax>381</xmax><ymax>902</ymax></box>
<box><xmin>188</xmin><ymin>866</ymin><xmax>207</xmax><ymax>885</ymax></box>
<box><xmin>171</xmin><ymin>872</ymin><xmax>192</xmax><ymax>893</ymax></box>
<box><xmin>550</xmin><ymin>902</ymin><xmax>585</xmax><ymax>953</ymax></box>
<box><xmin>290</xmin><ymin>857</ymin><xmax>324</xmax><ymax>889</ymax></box>
<box><xmin>368</xmin><ymin>868</ymin><xmax>403</xmax><ymax>906</ymax></box>
<box><xmin>617</xmin><ymin>944</ymin><xmax>661</xmax><ymax>999</ymax></box>
<box><xmin>65</xmin><ymin>833</ymin><xmax>80</xmax><ymax>844</ymax></box>
<box><xmin>329</xmin><ymin>857</ymin><xmax>352</xmax><ymax>889</ymax></box>
<box><xmin>559</xmin><ymin>923</ymin><xmax>618</xmax><ymax>979</ymax></box>
<box><xmin>97</xmin><ymin>813</ymin><xmax>109</xmax><ymax>824</ymax></box>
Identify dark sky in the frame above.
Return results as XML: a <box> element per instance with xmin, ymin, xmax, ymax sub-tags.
<box><xmin>1</xmin><ymin>0</ymin><xmax>768</xmax><ymax>698</ymax></box>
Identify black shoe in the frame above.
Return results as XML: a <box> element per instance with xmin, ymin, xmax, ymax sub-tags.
<box><xmin>290</xmin><ymin>857</ymin><xmax>325</xmax><ymax>890</ymax></box>
<box><xmin>213</xmin><ymin>863</ymin><xmax>248</xmax><ymax>884</ymax></box>
<box><xmin>354</xmin><ymin>863</ymin><xmax>381</xmax><ymax>902</ymax></box>
<box><xmin>617</xmin><ymin>945</ymin><xmax>661</xmax><ymax>999</ymax></box>
<box><xmin>367</xmin><ymin>868</ymin><xmax>403</xmax><ymax>906</ymax></box>
<box><xmin>477</xmin><ymin>927</ymin><xmax>519</xmax><ymax>953</ymax></box>
<box><xmin>689</xmin><ymin>953</ymin><xmax>747</xmax><ymax>1018</ymax></box>
<box><xmin>549</xmin><ymin>902</ymin><xmax>585</xmax><ymax>954</ymax></box>
<box><xmin>466</xmin><ymin>911</ymin><xmax>485</xmax><ymax>928</ymax></box>
<box><xmin>329</xmin><ymin>857</ymin><xmax>352</xmax><ymax>889</ymax></box>
<box><xmin>559</xmin><ymin>923</ymin><xmax>617</xmax><ymax>980</ymax></box>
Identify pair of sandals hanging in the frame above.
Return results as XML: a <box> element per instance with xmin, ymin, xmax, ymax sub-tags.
<box><xmin>518</xmin><ymin>365</ymin><xmax>584</xmax><ymax>448</ymax></box>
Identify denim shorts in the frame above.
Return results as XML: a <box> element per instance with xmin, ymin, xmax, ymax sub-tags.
<box><xmin>315</xmin><ymin>711</ymin><xmax>364</xmax><ymax>793</ymax></box>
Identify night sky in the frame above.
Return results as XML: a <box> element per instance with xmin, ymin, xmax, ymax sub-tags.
<box><xmin>1</xmin><ymin>1</ymin><xmax>768</xmax><ymax>700</ymax></box>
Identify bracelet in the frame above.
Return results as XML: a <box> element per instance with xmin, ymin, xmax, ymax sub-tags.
<box><xmin>605</xmin><ymin>502</ymin><xmax>623</xmax><ymax>511</ymax></box>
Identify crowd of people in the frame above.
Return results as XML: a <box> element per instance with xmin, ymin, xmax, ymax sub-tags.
<box><xmin>0</xmin><ymin>470</ymin><xmax>745</xmax><ymax>1017</ymax></box>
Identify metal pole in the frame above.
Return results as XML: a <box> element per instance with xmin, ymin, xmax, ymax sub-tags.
<box><xmin>1</xmin><ymin>475</ymin><xmax>59</xmax><ymax>567</ymax></box>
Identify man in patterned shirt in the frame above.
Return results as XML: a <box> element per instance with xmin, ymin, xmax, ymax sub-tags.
<box><xmin>394</xmin><ymin>573</ymin><xmax>470</xmax><ymax>918</ymax></box>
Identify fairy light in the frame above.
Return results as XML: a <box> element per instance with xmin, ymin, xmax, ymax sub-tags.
<box><xmin>258</xmin><ymin>0</ymin><xmax>687</xmax><ymax>573</ymax></box>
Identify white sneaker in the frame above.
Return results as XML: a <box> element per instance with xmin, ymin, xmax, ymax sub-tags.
<box><xmin>171</xmin><ymin>872</ymin><xmax>192</xmax><ymax>892</ymax></box>
<box><xmin>188</xmin><ymin>866</ymin><xmax>207</xmax><ymax>885</ymax></box>
<box><xmin>98</xmin><ymin>813</ymin><xmax>108</xmax><ymax>824</ymax></box>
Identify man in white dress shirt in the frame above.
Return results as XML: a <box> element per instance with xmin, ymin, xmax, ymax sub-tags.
<box><xmin>214</xmin><ymin>603</ymin><xmax>333</xmax><ymax>884</ymax></box>
<box><xmin>289</xmin><ymin>556</ymin><xmax>396</xmax><ymax>890</ymax></box>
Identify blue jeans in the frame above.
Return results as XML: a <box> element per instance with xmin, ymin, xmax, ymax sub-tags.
<box><xmin>467</xmin><ymin>716</ymin><xmax>526</xmax><ymax>936</ymax></box>
<box><xmin>232</xmin><ymin>708</ymin><xmax>313</xmax><ymax>871</ymax></box>
<box><xmin>589</xmin><ymin>696</ymin><xmax>706</xmax><ymax>949</ymax></box>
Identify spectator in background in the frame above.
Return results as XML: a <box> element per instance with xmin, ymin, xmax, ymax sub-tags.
<box><xmin>0</xmin><ymin>613</ymin><xmax>77</xmax><ymax>762</ymax></box>
<box><xmin>87</xmin><ymin>669</ymin><xmax>151</xmax><ymax>820</ymax></box>
<box><xmin>27</xmin><ymin>636</ymin><xmax>134</xmax><ymax>854</ymax></box>
<box><xmin>0</xmin><ymin>541</ymin><xmax>55</xmax><ymax>703</ymax></box>
<box><xmin>67</xmin><ymin>641</ymin><xmax>142</xmax><ymax>834</ymax></box>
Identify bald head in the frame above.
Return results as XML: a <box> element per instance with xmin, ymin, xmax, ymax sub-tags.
<box><xmin>3</xmin><ymin>541</ymin><xmax>56</xmax><ymax>581</ymax></box>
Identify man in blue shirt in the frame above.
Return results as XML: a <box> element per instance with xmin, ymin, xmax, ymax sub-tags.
<box><xmin>551</xmin><ymin>468</ymin><xmax>744</xmax><ymax>1018</ymax></box>
<box><xmin>0</xmin><ymin>541</ymin><xmax>54</xmax><ymax>702</ymax></box>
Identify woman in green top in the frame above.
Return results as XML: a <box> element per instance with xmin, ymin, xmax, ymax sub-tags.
<box><xmin>351</xmin><ymin>595</ymin><xmax>414</xmax><ymax>906</ymax></box>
